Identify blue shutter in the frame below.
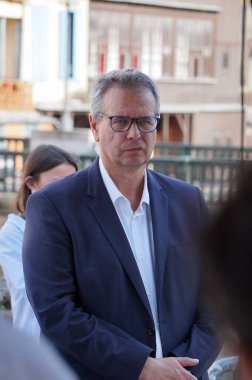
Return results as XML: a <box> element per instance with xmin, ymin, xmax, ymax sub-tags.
<box><xmin>59</xmin><ymin>10</ymin><xmax>76</xmax><ymax>79</ymax></box>
<box><xmin>72</xmin><ymin>11</ymin><xmax>77</xmax><ymax>79</ymax></box>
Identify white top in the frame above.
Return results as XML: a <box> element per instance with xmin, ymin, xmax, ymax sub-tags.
<box><xmin>99</xmin><ymin>159</ymin><xmax>163</xmax><ymax>358</ymax></box>
<box><xmin>0</xmin><ymin>213</ymin><xmax>40</xmax><ymax>342</ymax></box>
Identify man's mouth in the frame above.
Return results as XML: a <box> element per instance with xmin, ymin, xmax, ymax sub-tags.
<box><xmin>124</xmin><ymin>145</ymin><xmax>144</xmax><ymax>151</ymax></box>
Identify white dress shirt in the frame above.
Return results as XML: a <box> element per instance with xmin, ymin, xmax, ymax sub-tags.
<box><xmin>0</xmin><ymin>213</ymin><xmax>40</xmax><ymax>342</ymax></box>
<box><xmin>99</xmin><ymin>158</ymin><xmax>163</xmax><ymax>357</ymax></box>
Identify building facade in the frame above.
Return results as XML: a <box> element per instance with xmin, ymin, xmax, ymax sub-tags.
<box><xmin>88</xmin><ymin>0</ymin><xmax>242</xmax><ymax>146</ymax></box>
<box><xmin>0</xmin><ymin>0</ymin><xmax>246</xmax><ymax>146</ymax></box>
<box><xmin>0</xmin><ymin>0</ymin><xmax>89</xmax><ymax>136</ymax></box>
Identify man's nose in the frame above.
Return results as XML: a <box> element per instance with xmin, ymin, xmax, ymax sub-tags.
<box><xmin>127</xmin><ymin>121</ymin><xmax>141</xmax><ymax>139</ymax></box>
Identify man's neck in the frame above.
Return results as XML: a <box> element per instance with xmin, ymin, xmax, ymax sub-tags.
<box><xmin>103</xmin><ymin>162</ymin><xmax>145</xmax><ymax>212</ymax></box>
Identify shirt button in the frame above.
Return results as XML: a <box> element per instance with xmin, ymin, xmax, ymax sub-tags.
<box><xmin>148</xmin><ymin>327</ymin><xmax>155</xmax><ymax>336</ymax></box>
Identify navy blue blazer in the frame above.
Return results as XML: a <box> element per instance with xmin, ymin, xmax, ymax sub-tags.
<box><xmin>23</xmin><ymin>158</ymin><xmax>219</xmax><ymax>380</ymax></box>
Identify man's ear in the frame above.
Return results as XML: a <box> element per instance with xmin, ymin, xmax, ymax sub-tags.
<box><xmin>89</xmin><ymin>113</ymin><xmax>99</xmax><ymax>142</ymax></box>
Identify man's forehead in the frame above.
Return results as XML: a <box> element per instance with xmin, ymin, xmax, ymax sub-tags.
<box><xmin>103</xmin><ymin>84</ymin><xmax>151</xmax><ymax>96</ymax></box>
<box><xmin>100</xmin><ymin>85</ymin><xmax>157</xmax><ymax>115</ymax></box>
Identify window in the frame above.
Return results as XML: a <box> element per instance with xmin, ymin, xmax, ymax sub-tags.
<box><xmin>59</xmin><ymin>10</ymin><xmax>75</xmax><ymax>79</ymax></box>
<box><xmin>0</xmin><ymin>17</ymin><xmax>21</xmax><ymax>79</ymax></box>
<box><xmin>222</xmin><ymin>51</ymin><xmax>229</xmax><ymax>69</ymax></box>
<box><xmin>175</xmin><ymin>18</ymin><xmax>214</xmax><ymax>79</ymax></box>
<box><xmin>89</xmin><ymin>11</ymin><xmax>130</xmax><ymax>76</ymax></box>
<box><xmin>89</xmin><ymin>10</ymin><xmax>173</xmax><ymax>79</ymax></box>
<box><xmin>213</xmin><ymin>132</ymin><xmax>221</xmax><ymax>146</ymax></box>
<box><xmin>132</xmin><ymin>15</ymin><xmax>172</xmax><ymax>79</ymax></box>
<box><xmin>89</xmin><ymin>8</ymin><xmax>214</xmax><ymax>80</ymax></box>
<box><xmin>225</xmin><ymin>132</ymin><xmax>232</xmax><ymax>146</ymax></box>
<box><xmin>248</xmin><ymin>54</ymin><xmax>252</xmax><ymax>92</ymax></box>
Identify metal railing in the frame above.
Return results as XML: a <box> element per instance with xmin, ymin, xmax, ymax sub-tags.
<box><xmin>154</xmin><ymin>142</ymin><xmax>252</xmax><ymax>160</ymax></box>
<box><xmin>0</xmin><ymin>150</ymin><xmax>29</xmax><ymax>193</ymax></box>
<box><xmin>0</xmin><ymin>137</ymin><xmax>29</xmax><ymax>151</ymax></box>
<box><xmin>148</xmin><ymin>156</ymin><xmax>240</xmax><ymax>205</ymax></box>
<box><xmin>2</xmin><ymin>139</ymin><xmax>251</xmax><ymax>160</ymax></box>
<box><xmin>0</xmin><ymin>142</ymin><xmax>248</xmax><ymax>206</ymax></box>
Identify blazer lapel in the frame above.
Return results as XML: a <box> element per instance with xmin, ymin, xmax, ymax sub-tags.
<box><xmin>86</xmin><ymin>159</ymin><xmax>153</xmax><ymax>318</ymax></box>
<box><xmin>147</xmin><ymin>170</ymin><xmax>170</xmax><ymax>305</ymax></box>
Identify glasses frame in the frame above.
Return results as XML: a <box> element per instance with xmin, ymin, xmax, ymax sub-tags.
<box><xmin>99</xmin><ymin>113</ymin><xmax>160</xmax><ymax>133</ymax></box>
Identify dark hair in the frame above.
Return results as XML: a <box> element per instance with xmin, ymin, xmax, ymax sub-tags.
<box><xmin>91</xmin><ymin>68</ymin><xmax>160</xmax><ymax>119</ymax></box>
<box><xmin>15</xmin><ymin>144</ymin><xmax>78</xmax><ymax>214</ymax></box>
<box><xmin>204</xmin><ymin>162</ymin><xmax>252</xmax><ymax>351</ymax></box>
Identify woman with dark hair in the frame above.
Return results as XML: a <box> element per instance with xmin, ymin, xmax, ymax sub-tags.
<box><xmin>0</xmin><ymin>144</ymin><xmax>78</xmax><ymax>341</ymax></box>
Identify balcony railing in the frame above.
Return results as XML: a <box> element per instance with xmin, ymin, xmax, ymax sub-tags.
<box><xmin>154</xmin><ymin>142</ymin><xmax>252</xmax><ymax>160</ymax></box>
<box><xmin>0</xmin><ymin>142</ymin><xmax>246</xmax><ymax>206</ymax></box>
<box><xmin>149</xmin><ymin>156</ymin><xmax>239</xmax><ymax>205</ymax></box>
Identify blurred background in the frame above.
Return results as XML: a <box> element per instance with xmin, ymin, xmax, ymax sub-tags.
<box><xmin>0</xmin><ymin>0</ymin><xmax>252</xmax><ymax>215</ymax></box>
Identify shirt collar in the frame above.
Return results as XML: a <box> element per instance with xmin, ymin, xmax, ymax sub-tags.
<box><xmin>99</xmin><ymin>158</ymin><xmax>150</xmax><ymax>207</ymax></box>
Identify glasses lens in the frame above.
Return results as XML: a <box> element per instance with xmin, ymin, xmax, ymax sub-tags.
<box><xmin>111</xmin><ymin>116</ymin><xmax>130</xmax><ymax>132</ymax></box>
<box><xmin>138</xmin><ymin>117</ymin><xmax>157</xmax><ymax>132</ymax></box>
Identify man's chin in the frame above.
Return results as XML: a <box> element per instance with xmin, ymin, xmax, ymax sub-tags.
<box><xmin>121</xmin><ymin>159</ymin><xmax>147</xmax><ymax>168</ymax></box>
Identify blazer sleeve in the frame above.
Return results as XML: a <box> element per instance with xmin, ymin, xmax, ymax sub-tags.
<box><xmin>170</xmin><ymin>304</ymin><xmax>220</xmax><ymax>378</ymax></box>
<box><xmin>22</xmin><ymin>192</ymin><xmax>152</xmax><ymax>380</ymax></box>
<box><xmin>170</xmin><ymin>188</ymin><xmax>221</xmax><ymax>379</ymax></box>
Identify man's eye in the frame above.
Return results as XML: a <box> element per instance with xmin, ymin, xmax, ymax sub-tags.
<box><xmin>139</xmin><ymin>118</ymin><xmax>152</xmax><ymax>126</ymax></box>
<box><xmin>113</xmin><ymin>117</ymin><xmax>128</xmax><ymax>125</ymax></box>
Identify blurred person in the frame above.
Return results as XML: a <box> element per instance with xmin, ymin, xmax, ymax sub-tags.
<box><xmin>0</xmin><ymin>144</ymin><xmax>78</xmax><ymax>341</ymax></box>
<box><xmin>0</xmin><ymin>320</ymin><xmax>78</xmax><ymax>380</ymax></box>
<box><xmin>23</xmin><ymin>69</ymin><xmax>220</xmax><ymax>380</ymax></box>
<box><xmin>204</xmin><ymin>162</ymin><xmax>252</xmax><ymax>380</ymax></box>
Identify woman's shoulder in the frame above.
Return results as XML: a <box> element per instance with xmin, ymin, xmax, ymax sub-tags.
<box><xmin>0</xmin><ymin>214</ymin><xmax>25</xmax><ymax>264</ymax></box>
<box><xmin>0</xmin><ymin>214</ymin><xmax>25</xmax><ymax>236</ymax></box>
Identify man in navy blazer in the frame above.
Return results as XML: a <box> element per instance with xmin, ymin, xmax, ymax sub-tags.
<box><xmin>23</xmin><ymin>69</ymin><xmax>219</xmax><ymax>380</ymax></box>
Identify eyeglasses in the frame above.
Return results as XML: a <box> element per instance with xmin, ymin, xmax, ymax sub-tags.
<box><xmin>99</xmin><ymin>113</ymin><xmax>160</xmax><ymax>133</ymax></box>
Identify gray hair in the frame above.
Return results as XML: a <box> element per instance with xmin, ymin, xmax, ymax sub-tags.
<box><xmin>90</xmin><ymin>68</ymin><xmax>160</xmax><ymax>119</ymax></box>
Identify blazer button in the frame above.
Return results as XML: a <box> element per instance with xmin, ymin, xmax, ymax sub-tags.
<box><xmin>148</xmin><ymin>327</ymin><xmax>155</xmax><ymax>336</ymax></box>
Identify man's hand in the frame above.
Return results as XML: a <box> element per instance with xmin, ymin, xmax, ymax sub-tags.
<box><xmin>139</xmin><ymin>356</ymin><xmax>199</xmax><ymax>380</ymax></box>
